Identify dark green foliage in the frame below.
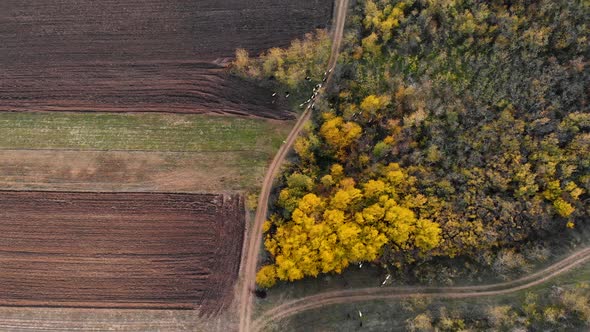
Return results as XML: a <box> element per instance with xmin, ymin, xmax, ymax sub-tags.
<box><xmin>261</xmin><ymin>0</ymin><xmax>589</xmax><ymax>280</ymax></box>
<box><xmin>323</xmin><ymin>0</ymin><xmax>589</xmax><ymax>263</ymax></box>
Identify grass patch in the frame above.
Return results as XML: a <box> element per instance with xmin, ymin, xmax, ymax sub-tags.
<box><xmin>0</xmin><ymin>112</ymin><xmax>291</xmax><ymax>153</ymax></box>
<box><xmin>0</xmin><ymin>112</ymin><xmax>293</xmax><ymax>192</ymax></box>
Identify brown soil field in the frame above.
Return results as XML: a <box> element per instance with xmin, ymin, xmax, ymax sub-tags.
<box><xmin>0</xmin><ymin>307</ymin><xmax>225</xmax><ymax>331</ymax></box>
<box><xmin>0</xmin><ymin>191</ymin><xmax>244</xmax><ymax>314</ymax></box>
<box><xmin>0</xmin><ymin>0</ymin><xmax>333</xmax><ymax>118</ymax></box>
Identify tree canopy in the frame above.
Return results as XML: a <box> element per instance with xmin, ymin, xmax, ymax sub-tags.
<box><xmin>253</xmin><ymin>0</ymin><xmax>589</xmax><ymax>287</ymax></box>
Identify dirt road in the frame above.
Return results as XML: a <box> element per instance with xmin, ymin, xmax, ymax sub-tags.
<box><xmin>252</xmin><ymin>246</ymin><xmax>590</xmax><ymax>331</ymax></box>
<box><xmin>237</xmin><ymin>0</ymin><xmax>349</xmax><ymax>330</ymax></box>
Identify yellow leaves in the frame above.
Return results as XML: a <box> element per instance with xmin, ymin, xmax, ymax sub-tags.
<box><xmin>542</xmin><ymin>180</ymin><xmax>562</xmax><ymax>201</ymax></box>
<box><xmin>322</xmin><ymin>111</ymin><xmax>336</xmax><ymax>122</ymax></box>
<box><xmin>323</xmin><ymin>209</ymin><xmax>345</xmax><ymax>225</ymax></box>
<box><xmin>343</xmin><ymin>103</ymin><xmax>359</xmax><ymax>119</ymax></box>
<box><xmin>320</xmin><ymin>116</ymin><xmax>362</xmax><ymax>159</ymax></box>
<box><xmin>402</xmin><ymin>194</ymin><xmax>428</xmax><ymax>209</ymax></box>
<box><xmin>362</xmin><ymin>0</ymin><xmax>405</xmax><ymax>42</ymax></box>
<box><xmin>541</xmin><ymin>180</ymin><xmax>578</xmax><ymax>217</ymax></box>
<box><xmin>321</xmin><ymin>174</ymin><xmax>334</xmax><ymax>187</ymax></box>
<box><xmin>262</xmin><ymin>160</ymin><xmax>442</xmax><ymax>287</ymax></box>
<box><xmin>264</xmin><ymin>237</ymin><xmax>278</xmax><ymax>256</ymax></box>
<box><xmin>383</xmin><ymin>135</ymin><xmax>395</xmax><ymax>145</ymax></box>
<box><xmin>262</xmin><ymin>220</ymin><xmax>271</xmax><ymax>233</ymax></box>
<box><xmin>565</xmin><ymin>181</ymin><xmax>585</xmax><ymax>200</ymax></box>
<box><xmin>379</xmin><ymin>165</ymin><xmax>417</xmax><ymax>196</ymax></box>
<box><xmin>523</xmin><ymin>26</ymin><xmax>551</xmax><ymax>48</ymax></box>
<box><xmin>385</xmin><ymin>222</ymin><xmax>414</xmax><ymax>248</ymax></box>
<box><xmin>356</xmin><ymin>226</ymin><xmax>388</xmax><ymax>261</ymax></box>
<box><xmin>362</xmin><ymin>203</ymin><xmax>385</xmax><ymax>224</ymax></box>
<box><xmin>277</xmin><ymin>188</ymin><xmax>299</xmax><ymax>214</ymax></box>
<box><xmin>513</xmin><ymin>163</ymin><xmax>538</xmax><ymax>198</ymax></box>
<box><xmin>386</xmin><ymin>206</ymin><xmax>412</xmax><ymax>225</ymax></box>
<box><xmin>354</xmin><ymin>212</ymin><xmax>365</xmax><ymax>224</ymax></box>
<box><xmin>353</xmin><ymin>45</ymin><xmax>364</xmax><ymax>60</ymax></box>
<box><xmin>361</xmin><ymin>32</ymin><xmax>381</xmax><ymax>57</ymax></box>
<box><xmin>379</xmin><ymin>16</ymin><xmax>399</xmax><ymax>42</ymax></box>
<box><xmin>287</xmin><ymin>173</ymin><xmax>314</xmax><ymax>191</ymax></box>
<box><xmin>367</xmin><ymin>227</ymin><xmax>388</xmax><ymax>248</ymax></box>
<box><xmin>559</xmin><ymin>290</ymin><xmax>590</xmax><ymax>322</ymax></box>
<box><xmin>457</xmin><ymin>10</ymin><xmax>477</xmax><ymax>35</ymax></box>
<box><xmin>330</xmin><ymin>191</ymin><xmax>350</xmax><ymax>210</ymax></box>
<box><xmin>553</xmin><ymin>198</ymin><xmax>575</xmax><ymax>217</ymax></box>
<box><xmin>363</xmin><ymin>0</ymin><xmax>380</xmax><ymax>29</ymax></box>
<box><xmin>262</xmin><ymin>47</ymin><xmax>285</xmax><ymax>77</ymax></box>
<box><xmin>350</xmin><ymin>242</ymin><xmax>369</xmax><ymax>262</ymax></box>
<box><xmin>330</xmin><ymin>187</ymin><xmax>362</xmax><ymax>210</ymax></box>
<box><xmin>382</xmin><ymin>206</ymin><xmax>417</xmax><ymax>247</ymax></box>
<box><xmin>414</xmin><ymin>219</ymin><xmax>442</xmax><ymax>251</ymax></box>
<box><xmin>256</xmin><ymin>265</ymin><xmax>277</xmax><ymax>288</ymax></box>
<box><xmin>339</xmin><ymin>177</ymin><xmax>357</xmax><ymax>190</ymax></box>
<box><xmin>330</xmin><ymin>164</ymin><xmax>344</xmax><ymax>180</ymax></box>
<box><xmin>294</xmin><ymin>136</ymin><xmax>313</xmax><ymax>162</ymax></box>
<box><xmin>363</xmin><ymin>179</ymin><xmax>386</xmax><ymax>198</ymax></box>
<box><xmin>297</xmin><ymin>193</ymin><xmax>324</xmax><ymax>215</ymax></box>
<box><xmin>373</xmin><ymin>141</ymin><xmax>390</xmax><ymax>158</ymax></box>
<box><xmin>386</xmin><ymin>170</ymin><xmax>405</xmax><ymax>185</ymax></box>
<box><xmin>259</xmin><ymin>0</ymin><xmax>589</xmax><ymax>289</ymax></box>
<box><xmin>567</xmin><ymin>221</ymin><xmax>575</xmax><ymax>229</ymax></box>
<box><xmin>275</xmin><ymin>255</ymin><xmax>294</xmax><ymax>281</ymax></box>
<box><xmin>233</xmin><ymin>48</ymin><xmax>250</xmax><ymax>71</ymax></box>
<box><xmin>359</xmin><ymin>153</ymin><xmax>371</xmax><ymax>167</ymax></box>
<box><xmin>291</xmin><ymin>208</ymin><xmax>315</xmax><ymax>227</ymax></box>
<box><xmin>320</xmin><ymin>250</ymin><xmax>336</xmax><ymax>273</ymax></box>
<box><xmin>360</xmin><ymin>94</ymin><xmax>391</xmax><ymax>117</ymax></box>
<box><xmin>337</xmin><ymin>222</ymin><xmax>362</xmax><ymax>246</ymax></box>
<box><xmin>278</xmin><ymin>189</ymin><xmax>290</xmax><ymax>202</ymax></box>
<box><xmin>425</xmin><ymin>145</ymin><xmax>442</xmax><ymax>163</ymax></box>
<box><xmin>236</xmin><ymin>29</ymin><xmax>330</xmax><ymax>89</ymax></box>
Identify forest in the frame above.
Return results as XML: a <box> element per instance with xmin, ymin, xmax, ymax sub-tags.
<box><xmin>235</xmin><ymin>0</ymin><xmax>589</xmax><ymax>288</ymax></box>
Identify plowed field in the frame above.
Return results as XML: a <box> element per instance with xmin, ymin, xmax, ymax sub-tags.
<box><xmin>0</xmin><ymin>0</ymin><xmax>333</xmax><ymax>118</ymax></box>
<box><xmin>0</xmin><ymin>191</ymin><xmax>244</xmax><ymax>315</ymax></box>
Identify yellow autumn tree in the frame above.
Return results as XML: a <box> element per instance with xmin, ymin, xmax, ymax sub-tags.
<box><xmin>414</xmin><ymin>219</ymin><xmax>443</xmax><ymax>251</ymax></box>
<box><xmin>234</xmin><ymin>29</ymin><xmax>331</xmax><ymax>89</ymax></box>
<box><xmin>320</xmin><ymin>115</ymin><xmax>362</xmax><ymax>160</ymax></box>
<box><xmin>363</xmin><ymin>0</ymin><xmax>407</xmax><ymax>42</ymax></box>
<box><xmin>361</xmin><ymin>32</ymin><xmax>381</xmax><ymax>57</ymax></box>
<box><xmin>234</xmin><ymin>48</ymin><xmax>250</xmax><ymax>71</ymax></box>
<box><xmin>360</xmin><ymin>94</ymin><xmax>391</xmax><ymax>119</ymax></box>
<box><xmin>256</xmin><ymin>265</ymin><xmax>277</xmax><ymax>288</ymax></box>
<box><xmin>257</xmin><ymin>163</ymin><xmax>443</xmax><ymax>288</ymax></box>
<box><xmin>363</xmin><ymin>179</ymin><xmax>386</xmax><ymax>198</ymax></box>
<box><xmin>553</xmin><ymin>198</ymin><xmax>575</xmax><ymax>217</ymax></box>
